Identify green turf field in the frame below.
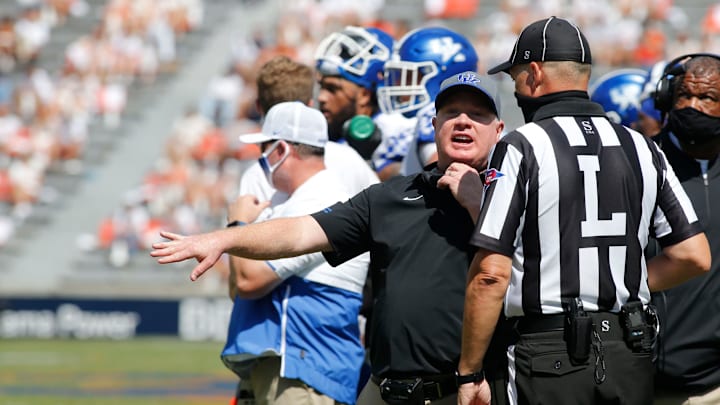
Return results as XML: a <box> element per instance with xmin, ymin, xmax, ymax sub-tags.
<box><xmin>0</xmin><ymin>338</ymin><xmax>238</xmax><ymax>405</ymax></box>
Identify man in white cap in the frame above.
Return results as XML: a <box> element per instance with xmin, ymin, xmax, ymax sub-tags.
<box><xmin>221</xmin><ymin>101</ymin><xmax>369</xmax><ymax>405</ymax></box>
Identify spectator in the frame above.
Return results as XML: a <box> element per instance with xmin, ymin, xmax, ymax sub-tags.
<box><xmin>0</xmin><ymin>16</ymin><xmax>16</xmax><ymax>73</ymax></box>
<box><xmin>633</xmin><ymin>24</ymin><xmax>667</xmax><ymax>67</ymax></box>
<box><xmin>167</xmin><ymin>106</ymin><xmax>215</xmax><ymax>160</ymax></box>
<box><xmin>13</xmin><ymin>5</ymin><xmax>50</xmax><ymax>65</ymax></box>
<box><xmin>651</xmin><ymin>53</ymin><xmax>720</xmax><ymax>405</ymax></box>
<box><xmin>200</xmin><ymin>65</ymin><xmax>244</xmax><ymax>128</ymax></box>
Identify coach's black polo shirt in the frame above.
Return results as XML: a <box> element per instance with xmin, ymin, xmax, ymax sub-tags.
<box><xmin>311</xmin><ymin>164</ymin><xmax>475</xmax><ymax>378</ymax></box>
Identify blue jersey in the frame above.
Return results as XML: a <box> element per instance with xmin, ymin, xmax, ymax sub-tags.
<box><xmin>370</xmin><ymin>111</ymin><xmax>416</xmax><ymax>172</ymax></box>
<box><xmin>401</xmin><ymin>103</ymin><xmax>436</xmax><ymax>175</ymax></box>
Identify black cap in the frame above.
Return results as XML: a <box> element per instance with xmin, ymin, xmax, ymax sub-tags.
<box><xmin>488</xmin><ymin>16</ymin><xmax>591</xmax><ymax>75</ymax></box>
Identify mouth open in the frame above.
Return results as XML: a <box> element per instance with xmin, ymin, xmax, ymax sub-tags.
<box><xmin>451</xmin><ymin>134</ymin><xmax>473</xmax><ymax>144</ymax></box>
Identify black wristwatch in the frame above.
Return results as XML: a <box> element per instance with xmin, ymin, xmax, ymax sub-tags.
<box><xmin>226</xmin><ymin>220</ymin><xmax>247</xmax><ymax>228</ymax></box>
<box><xmin>455</xmin><ymin>369</ymin><xmax>485</xmax><ymax>386</ymax></box>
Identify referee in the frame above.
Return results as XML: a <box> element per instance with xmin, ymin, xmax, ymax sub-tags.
<box><xmin>456</xmin><ymin>17</ymin><xmax>711</xmax><ymax>405</ymax></box>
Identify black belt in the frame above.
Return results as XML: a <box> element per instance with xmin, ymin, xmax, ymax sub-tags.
<box><xmin>513</xmin><ymin>312</ymin><xmax>625</xmax><ymax>340</ymax></box>
<box><xmin>372</xmin><ymin>373</ymin><xmax>457</xmax><ymax>401</ymax></box>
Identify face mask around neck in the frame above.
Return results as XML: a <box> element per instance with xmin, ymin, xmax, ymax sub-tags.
<box><xmin>514</xmin><ymin>90</ymin><xmax>590</xmax><ymax>123</ymax></box>
<box><xmin>514</xmin><ymin>92</ymin><xmax>543</xmax><ymax>123</ymax></box>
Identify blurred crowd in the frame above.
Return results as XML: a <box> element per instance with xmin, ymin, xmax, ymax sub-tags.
<box><xmin>1</xmin><ymin>0</ymin><xmax>719</xmax><ymax>266</ymax></box>
<box><xmin>473</xmin><ymin>0</ymin><xmax>706</xmax><ymax>74</ymax></box>
<box><xmin>0</xmin><ymin>0</ymin><xmax>202</xmax><ymax>246</ymax></box>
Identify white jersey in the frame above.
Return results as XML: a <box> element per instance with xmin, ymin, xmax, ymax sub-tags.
<box><xmin>400</xmin><ymin>103</ymin><xmax>436</xmax><ymax>176</ymax></box>
<box><xmin>267</xmin><ymin>170</ymin><xmax>369</xmax><ymax>294</ymax></box>
<box><xmin>238</xmin><ymin>141</ymin><xmax>379</xmax><ymax>221</ymax></box>
<box><xmin>370</xmin><ymin>111</ymin><xmax>416</xmax><ymax>172</ymax></box>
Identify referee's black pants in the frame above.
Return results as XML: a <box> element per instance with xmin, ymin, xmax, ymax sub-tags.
<box><xmin>507</xmin><ymin>329</ymin><xmax>653</xmax><ymax>405</ymax></box>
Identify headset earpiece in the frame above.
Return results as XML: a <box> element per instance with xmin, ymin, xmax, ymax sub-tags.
<box><xmin>654</xmin><ymin>64</ymin><xmax>684</xmax><ymax>114</ymax></box>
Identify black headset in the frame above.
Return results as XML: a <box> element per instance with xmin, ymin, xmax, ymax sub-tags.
<box><xmin>654</xmin><ymin>52</ymin><xmax>720</xmax><ymax>114</ymax></box>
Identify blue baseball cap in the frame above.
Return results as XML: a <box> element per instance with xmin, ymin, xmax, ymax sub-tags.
<box><xmin>434</xmin><ymin>71</ymin><xmax>502</xmax><ymax>117</ymax></box>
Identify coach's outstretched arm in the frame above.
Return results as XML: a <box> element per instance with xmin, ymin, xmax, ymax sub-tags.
<box><xmin>151</xmin><ymin>215</ymin><xmax>332</xmax><ymax>281</ymax></box>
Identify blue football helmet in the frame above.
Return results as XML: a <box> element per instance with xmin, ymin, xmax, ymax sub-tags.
<box><xmin>589</xmin><ymin>68</ymin><xmax>647</xmax><ymax>127</ymax></box>
<box><xmin>377</xmin><ymin>26</ymin><xmax>479</xmax><ymax>118</ymax></box>
<box><xmin>643</xmin><ymin>60</ymin><xmax>668</xmax><ymax>98</ymax></box>
<box><xmin>314</xmin><ymin>26</ymin><xmax>394</xmax><ymax>90</ymax></box>
<box><xmin>640</xmin><ymin>61</ymin><xmax>667</xmax><ymax>122</ymax></box>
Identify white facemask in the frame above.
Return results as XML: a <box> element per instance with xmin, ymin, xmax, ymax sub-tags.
<box><xmin>258</xmin><ymin>140</ymin><xmax>290</xmax><ymax>188</ymax></box>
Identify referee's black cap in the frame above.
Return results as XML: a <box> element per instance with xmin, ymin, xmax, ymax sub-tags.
<box><xmin>435</xmin><ymin>71</ymin><xmax>501</xmax><ymax>117</ymax></box>
<box><xmin>488</xmin><ymin>16</ymin><xmax>592</xmax><ymax>75</ymax></box>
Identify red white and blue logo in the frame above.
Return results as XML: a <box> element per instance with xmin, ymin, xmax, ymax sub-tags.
<box><xmin>484</xmin><ymin>168</ymin><xmax>504</xmax><ymax>186</ymax></box>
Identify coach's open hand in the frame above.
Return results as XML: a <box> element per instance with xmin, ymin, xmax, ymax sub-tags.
<box><xmin>151</xmin><ymin>230</ymin><xmax>225</xmax><ymax>281</ymax></box>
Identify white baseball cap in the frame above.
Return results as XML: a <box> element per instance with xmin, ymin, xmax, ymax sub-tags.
<box><xmin>239</xmin><ymin>101</ymin><xmax>328</xmax><ymax>148</ymax></box>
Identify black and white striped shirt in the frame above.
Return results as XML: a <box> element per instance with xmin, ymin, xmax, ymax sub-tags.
<box><xmin>471</xmin><ymin>109</ymin><xmax>702</xmax><ymax>316</ymax></box>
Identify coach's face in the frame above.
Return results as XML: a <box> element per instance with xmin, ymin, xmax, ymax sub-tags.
<box><xmin>433</xmin><ymin>89</ymin><xmax>503</xmax><ymax>172</ymax></box>
<box><xmin>674</xmin><ymin>70</ymin><xmax>720</xmax><ymax>117</ymax></box>
<box><xmin>670</xmin><ymin>67</ymin><xmax>720</xmax><ymax>159</ymax></box>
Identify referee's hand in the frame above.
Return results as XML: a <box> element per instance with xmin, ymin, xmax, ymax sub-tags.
<box><xmin>457</xmin><ymin>379</ymin><xmax>491</xmax><ymax>405</ymax></box>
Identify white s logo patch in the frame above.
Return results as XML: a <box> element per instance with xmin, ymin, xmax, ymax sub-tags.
<box><xmin>601</xmin><ymin>320</ymin><xmax>610</xmax><ymax>332</ymax></box>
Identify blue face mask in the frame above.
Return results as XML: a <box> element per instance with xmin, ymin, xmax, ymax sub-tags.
<box><xmin>258</xmin><ymin>140</ymin><xmax>290</xmax><ymax>188</ymax></box>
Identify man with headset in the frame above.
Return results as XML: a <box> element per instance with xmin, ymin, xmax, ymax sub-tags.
<box><xmin>457</xmin><ymin>17</ymin><xmax>711</xmax><ymax>405</ymax></box>
<box><xmin>651</xmin><ymin>53</ymin><xmax>720</xmax><ymax>405</ymax></box>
